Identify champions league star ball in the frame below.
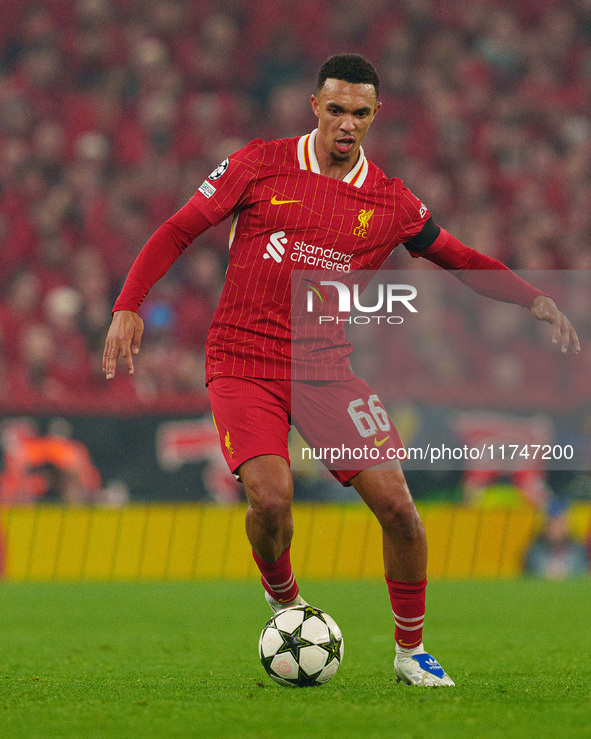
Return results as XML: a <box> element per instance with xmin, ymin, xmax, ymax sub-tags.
<box><xmin>258</xmin><ymin>605</ymin><xmax>344</xmax><ymax>687</ymax></box>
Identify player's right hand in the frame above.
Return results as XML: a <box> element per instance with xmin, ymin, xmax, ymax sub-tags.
<box><xmin>102</xmin><ymin>310</ymin><xmax>144</xmax><ymax>380</ymax></box>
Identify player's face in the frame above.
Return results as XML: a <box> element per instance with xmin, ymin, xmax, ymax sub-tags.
<box><xmin>311</xmin><ymin>78</ymin><xmax>381</xmax><ymax>167</ymax></box>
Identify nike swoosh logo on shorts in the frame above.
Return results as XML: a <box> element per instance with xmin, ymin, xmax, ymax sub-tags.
<box><xmin>271</xmin><ymin>196</ymin><xmax>301</xmax><ymax>205</ymax></box>
<box><xmin>374</xmin><ymin>436</ymin><xmax>390</xmax><ymax>447</ymax></box>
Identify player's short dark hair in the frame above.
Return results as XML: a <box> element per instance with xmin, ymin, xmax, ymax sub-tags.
<box><xmin>317</xmin><ymin>53</ymin><xmax>379</xmax><ymax>98</ymax></box>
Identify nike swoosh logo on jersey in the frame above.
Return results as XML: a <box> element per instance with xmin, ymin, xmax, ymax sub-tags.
<box><xmin>374</xmin><ymin>436</ymin><xmax>390</xmax><ymax>447</ymax></box>
<box><xmin>271</xmin><ymin>196</ymin><xmax>301</xmax><ymax>205</ymax></box>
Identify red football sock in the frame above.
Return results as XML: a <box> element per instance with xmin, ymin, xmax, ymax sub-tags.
<box><xmin>252</xmin><ymin>545</ymin><xmax>300</xmax><ymax>603</ymax></box>
<box><xmin>385</xmin><ymin>576</ymin><xmax>427</xmax><ymax>650</ymax></box>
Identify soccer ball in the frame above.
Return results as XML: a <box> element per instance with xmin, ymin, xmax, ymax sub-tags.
<box><xmin>258</xmin><ymin>605</ymin><xmax>344</xmax><ymax>687</ymax></box>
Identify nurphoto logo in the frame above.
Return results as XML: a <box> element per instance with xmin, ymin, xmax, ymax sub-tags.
<box><xmin>305</xmin><ymin>279</ymin><xmax>418</xmax><ymax>325</ymax></box>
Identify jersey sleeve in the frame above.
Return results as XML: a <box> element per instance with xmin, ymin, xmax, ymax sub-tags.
<box><xmin>419</xmin><ymin>230</ymin><xmax>548</xmax><ymax>309</ymax></box>
<box><xmin>189</xmin><ymin>139</ymin><xmax>264</xmax><ymax>226</ymax></box>
<box><xmin>395</xmin><ymin>183</ymin><xmax>432</xmax><ymax>243</ymax></box>
<box><xmin>113</xmin><ymin>202</ymin><xmax>212</xmax><ymax>313</ymax></box>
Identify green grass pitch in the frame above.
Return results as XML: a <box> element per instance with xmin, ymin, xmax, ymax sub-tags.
<box><xmin>1</xmin><ymin>579</ymin><xmax>590</xmax><ymax>738</ymax></box>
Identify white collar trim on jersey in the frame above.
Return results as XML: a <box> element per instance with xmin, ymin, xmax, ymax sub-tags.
<box><xmin>297</xmin><ymin>129</ymin><xmax>368</xmax><ymax>188</ymax></box>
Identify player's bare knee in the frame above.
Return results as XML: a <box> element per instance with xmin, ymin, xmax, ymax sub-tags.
<box><xmin>243</xmin><ymin>473</ymin><xmax>292</xmax><ymax>524</ymax></box>
<box><xmin>376</xmin><ymin>498</ymin><xmax>423</xmax><ymax>543</ymax></box>
<box><xmin>240</xmin><ymin>456</ymin><xmax>292</xmax><ymax>501</ymax></box>
<box><xmin>247</xmin><ymin>495</ymin><xmax>293</xmax><ymax>539</ymax></box>
<box><xmin>243</xmin><ymin>469</ymin><xmax>292</xmax><ymax>503</ymax></box>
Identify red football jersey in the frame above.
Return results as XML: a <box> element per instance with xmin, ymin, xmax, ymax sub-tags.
<box><xmin>191</xmin><ymin>130</ymin><xmax>430</xmax><ymax>382</ymax></box>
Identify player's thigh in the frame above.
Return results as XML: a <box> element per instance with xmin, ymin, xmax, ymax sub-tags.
<box><xmin>208</xmin><ymin>376</ymin><xmax>292</xmax><ymax>475</ymax></box>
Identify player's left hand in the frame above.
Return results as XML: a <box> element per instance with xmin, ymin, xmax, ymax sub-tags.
<box><xmin>531</xmin><ymin>296</ymin><xmax>580</xmax><ymax>354</ymax></box>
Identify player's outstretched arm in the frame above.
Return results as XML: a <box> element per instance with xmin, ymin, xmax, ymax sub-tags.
<box><xmin>408</xmin><ymin>226</ymin><xmax>581</xmax><ymax>355</ymax></box>
<box><xmin>102</xmin><ymin>202</ymin><xmax>212</xmax><ymax>381</ymax></box>
<box><xmin>530</xmin><ymin>295</ymin><xmax>580</xmax><ymax>355</ymax></box>
<box><xmin>103</xmin><ymin>310</ymin><xmax>144</xmax><ymax>380</ymax></box>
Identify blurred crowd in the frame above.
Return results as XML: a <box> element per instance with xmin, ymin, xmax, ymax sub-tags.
<box><xmin>1</xmin><ymin>0</ymin><xmax>591</xmax><ymax>413</ymax></box>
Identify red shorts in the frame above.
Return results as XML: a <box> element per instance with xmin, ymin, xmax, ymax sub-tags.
<box><xmin>208</xmin><ymin>376</ymin><xmax>404</xmax><ymax>486</ymax></box>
